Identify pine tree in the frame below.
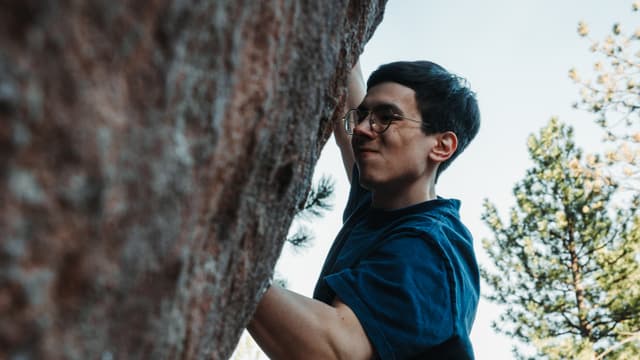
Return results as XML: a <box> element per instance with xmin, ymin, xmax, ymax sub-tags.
<box><xmin>481</xmin><ymin>118</ymin><xmax>640</xmax><ymax>359</ymax></box>
<box><xmin>569</xmin><ymin>2</ymin><xmax>640</xmax><ymax>191</ymax></box>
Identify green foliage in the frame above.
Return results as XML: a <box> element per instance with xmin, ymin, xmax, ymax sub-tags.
<box><xmin>570</xmin><ymin>3</ymin><xmax>640</xmax><ymax>190</ymax></box>
<box><xmin>286</xmin><ymin>175</ymin><xmax>334</xmax><ymax>250</ymax></box>
<box><xmin>481</xmin><ymin>118</ymin><xmax>640</xmax><ymax>359</ymax></box>
<box><xmin>297</xmin><ymin>175</ymin><xmax>335</xmax><ymax>219</ymax></box>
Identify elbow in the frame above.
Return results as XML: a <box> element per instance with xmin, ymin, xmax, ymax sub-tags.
<box><xmin>266</xmin><ymin>315</ymin><xmax>343</xmax><ymax>360</ymax></box>
<box><xmin>323</xmin><ymin>312</ymin><xmax>373</xmax><ymax>360</ymax></box>
<box><xmin>291</xmin><ymin>312</ymin><xmax>367</xmax><ymax>360</ymax></box>
<box><xmin>311</xmin><ymin>314</ymin><xmax>348</xmax><ymax>360</ymax></box>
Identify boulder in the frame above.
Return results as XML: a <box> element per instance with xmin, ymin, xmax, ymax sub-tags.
<box><xmin>0</xmin><ymin>0</ymin><xmax>386</xmax><ymax>358</ymax></box>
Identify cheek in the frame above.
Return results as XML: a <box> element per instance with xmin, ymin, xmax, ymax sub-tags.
<box><xmin>392</xmin><ymin>143</ymin><xmax>429</xmax><ymax>174</ymax></box>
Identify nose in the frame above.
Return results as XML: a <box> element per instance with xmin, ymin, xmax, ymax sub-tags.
<box><xmin>352</xmin><ymin>113</ymin><xmax>376</xmax><ymax>138</ymax></box>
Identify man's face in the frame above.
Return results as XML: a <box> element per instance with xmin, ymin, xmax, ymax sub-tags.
<box><xmin>351</xmin><ymin>82</ymin><xmax>437</xmax><ymax>193</ymax></box>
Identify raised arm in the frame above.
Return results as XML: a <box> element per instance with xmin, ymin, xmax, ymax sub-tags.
<box><xmin>335</xmin><ymin>60</ymin><xmax>365</xmax><ymax>183</ymax></box>
<box><xmin>248</xmin><ymin>285</ymin><xmax>373</xmax><ymax>360</ymax></box>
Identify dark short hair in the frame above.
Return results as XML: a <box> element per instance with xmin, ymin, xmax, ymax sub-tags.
<box><xmin>367</xmin><ymin>61</ymin><xmax>480</xmax><ymax>181</ymax></box>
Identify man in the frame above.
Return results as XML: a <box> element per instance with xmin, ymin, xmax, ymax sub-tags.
<box><xmin>249</xmin><ymin>60</ymin><xmax>481</xmax><ymax>359</ymax></box>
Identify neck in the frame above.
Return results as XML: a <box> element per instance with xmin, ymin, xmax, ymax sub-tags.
<box><xmin>370</xmin><ymin>177</ymin><xmax>437</xmax><ymax>210</ymax></box>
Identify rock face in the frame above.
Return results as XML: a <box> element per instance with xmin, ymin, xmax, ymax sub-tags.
<box><xmin>0</xmin><ymin>1</ymin><xmax>386</xmax><ymax>359</ymax></box>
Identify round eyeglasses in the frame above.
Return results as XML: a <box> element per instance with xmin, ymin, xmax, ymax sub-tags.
<box><xmin>343</xmin><ymin>108</ymin><xmax>421</xmax><ymax>135</ymax></box>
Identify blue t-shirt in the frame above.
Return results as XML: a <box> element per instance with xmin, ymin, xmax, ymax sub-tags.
<box><xmin>313</xmin><ymin>168</ymin><xmax>479</xmax><ymax>359</ymax></box>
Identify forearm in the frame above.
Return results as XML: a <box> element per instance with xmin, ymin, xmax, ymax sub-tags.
<box><xmin>248</xmin><ymin>285</ymin><xmax>371</xmax><ymax>360</ymax></box>
<box><xmin>335</xmin><ymin>60</ymin><xmax>365</xmax><ymax>182</ymax></box>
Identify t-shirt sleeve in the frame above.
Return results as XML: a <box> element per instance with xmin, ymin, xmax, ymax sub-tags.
<box><xmin>324</xmin><ymin>233</ymin><xmax>455</xmax><ymax>360</ymax></box>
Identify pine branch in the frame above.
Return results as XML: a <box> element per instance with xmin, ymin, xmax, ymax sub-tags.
<box><xmin>595</xmin><ymin>331</ymin><xmax>640</xmax><ymax>360</ymax></box>
<box><xmin>286</xmin><ymin>225</ymin><xmax>314</xmax><ymax>250</ymax></box>
<box><xmin>286</xmin><ymin>175</ymin><xmax>335</xmax><ymax>250</ymax></box>
<box><xmin>296</xmin><ymin>175</ymin><xmax>334</xmax><ymax>219</ymax></box>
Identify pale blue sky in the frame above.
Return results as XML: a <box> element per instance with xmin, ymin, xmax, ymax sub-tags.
<box><xmin>270</xmin><ymin>1</ymin><xmax>637</xmax><ymax>359</ymax></box>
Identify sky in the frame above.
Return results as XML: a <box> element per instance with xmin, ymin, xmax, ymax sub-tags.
<box><xmin>235</xmin><ymin>1</ymin><xmax>638</xmax><ymax>359</ymax></box>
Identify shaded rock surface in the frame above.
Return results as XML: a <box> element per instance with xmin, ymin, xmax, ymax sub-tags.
<box><xmin>0</xmin><ymin>1</ymin><xmax>386</xmax><ymax>359</ymax></box>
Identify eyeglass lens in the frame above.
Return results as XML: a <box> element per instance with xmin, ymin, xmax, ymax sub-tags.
<box><xmin>346</xmin><ymin>108</ymin><xmax>397</xmax><ymax>134</ymax></box>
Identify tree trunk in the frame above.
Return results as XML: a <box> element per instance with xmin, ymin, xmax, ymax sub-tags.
<box><xmin>0</xmin><ymin>1</ymin><xmax>386</xmax><ymax>358</ymax></box>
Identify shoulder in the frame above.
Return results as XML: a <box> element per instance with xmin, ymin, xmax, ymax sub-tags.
<box><xmin>375</xmin><ymin>198</ymin><xmax>470</xmax><ymax>248</ymax></box>
<box><xmin>372</xmin><ymin>229</ymin><xmax>449</xmax><ymax>266</ymax></box>
<box><xmin>356</xmin><ymin>197</ymin><xmax>474</xmax><ymax>272</ymax></box>
<box><xmin>402</xmin><ymin>198</ymin><xmax>474</xmax><ymax>254</ymax></box>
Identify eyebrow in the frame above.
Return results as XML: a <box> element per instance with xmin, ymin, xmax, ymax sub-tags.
<box><xmin>357</xmin><ymin>101</ymin><xmax>404</xmax><ymax>115</ymax></box>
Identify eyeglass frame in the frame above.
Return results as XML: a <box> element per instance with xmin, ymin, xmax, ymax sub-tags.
<box><xmin>343</xmin><ymin>107</ymin><xmax>422</xmax><ymax>135</ymax></box>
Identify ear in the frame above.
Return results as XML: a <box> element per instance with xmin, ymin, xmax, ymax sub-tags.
<box><xmin>428</xmin><ymin>131</ymin><xmax>458</xmax><ymax>163</ymax></box>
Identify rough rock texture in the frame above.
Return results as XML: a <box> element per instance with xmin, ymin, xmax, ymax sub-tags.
<box><xmin>0</xmin><ymin>1</ymin><xmax>386</xmax><ymax>359</ymax></box>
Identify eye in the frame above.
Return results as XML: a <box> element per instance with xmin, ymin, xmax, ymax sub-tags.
<box><xmin>356</xmin><ymin>109</ymin><xmax>370</xmax><ymax>123</ymax></box>
<box><xmin>374</xmin><ymin>108</ymin><xmax>399</xmax><ymax>125</ymax></box>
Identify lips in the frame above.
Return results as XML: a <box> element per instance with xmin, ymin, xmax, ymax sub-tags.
<box><xmin>354</xmin><ymin>147</ymin><xmax>378</xmax><ymax>159</ymax></box>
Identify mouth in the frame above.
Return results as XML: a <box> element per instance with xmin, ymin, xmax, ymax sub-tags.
<box><xmin>355</xmin><ymin>147</ymin><xmax>378</xmax><ymax>157</ymax></box>
<box><xmin>358</xmin><ymin>148</ymin><xmax>377</xmax><ymax>153</ymax></box>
